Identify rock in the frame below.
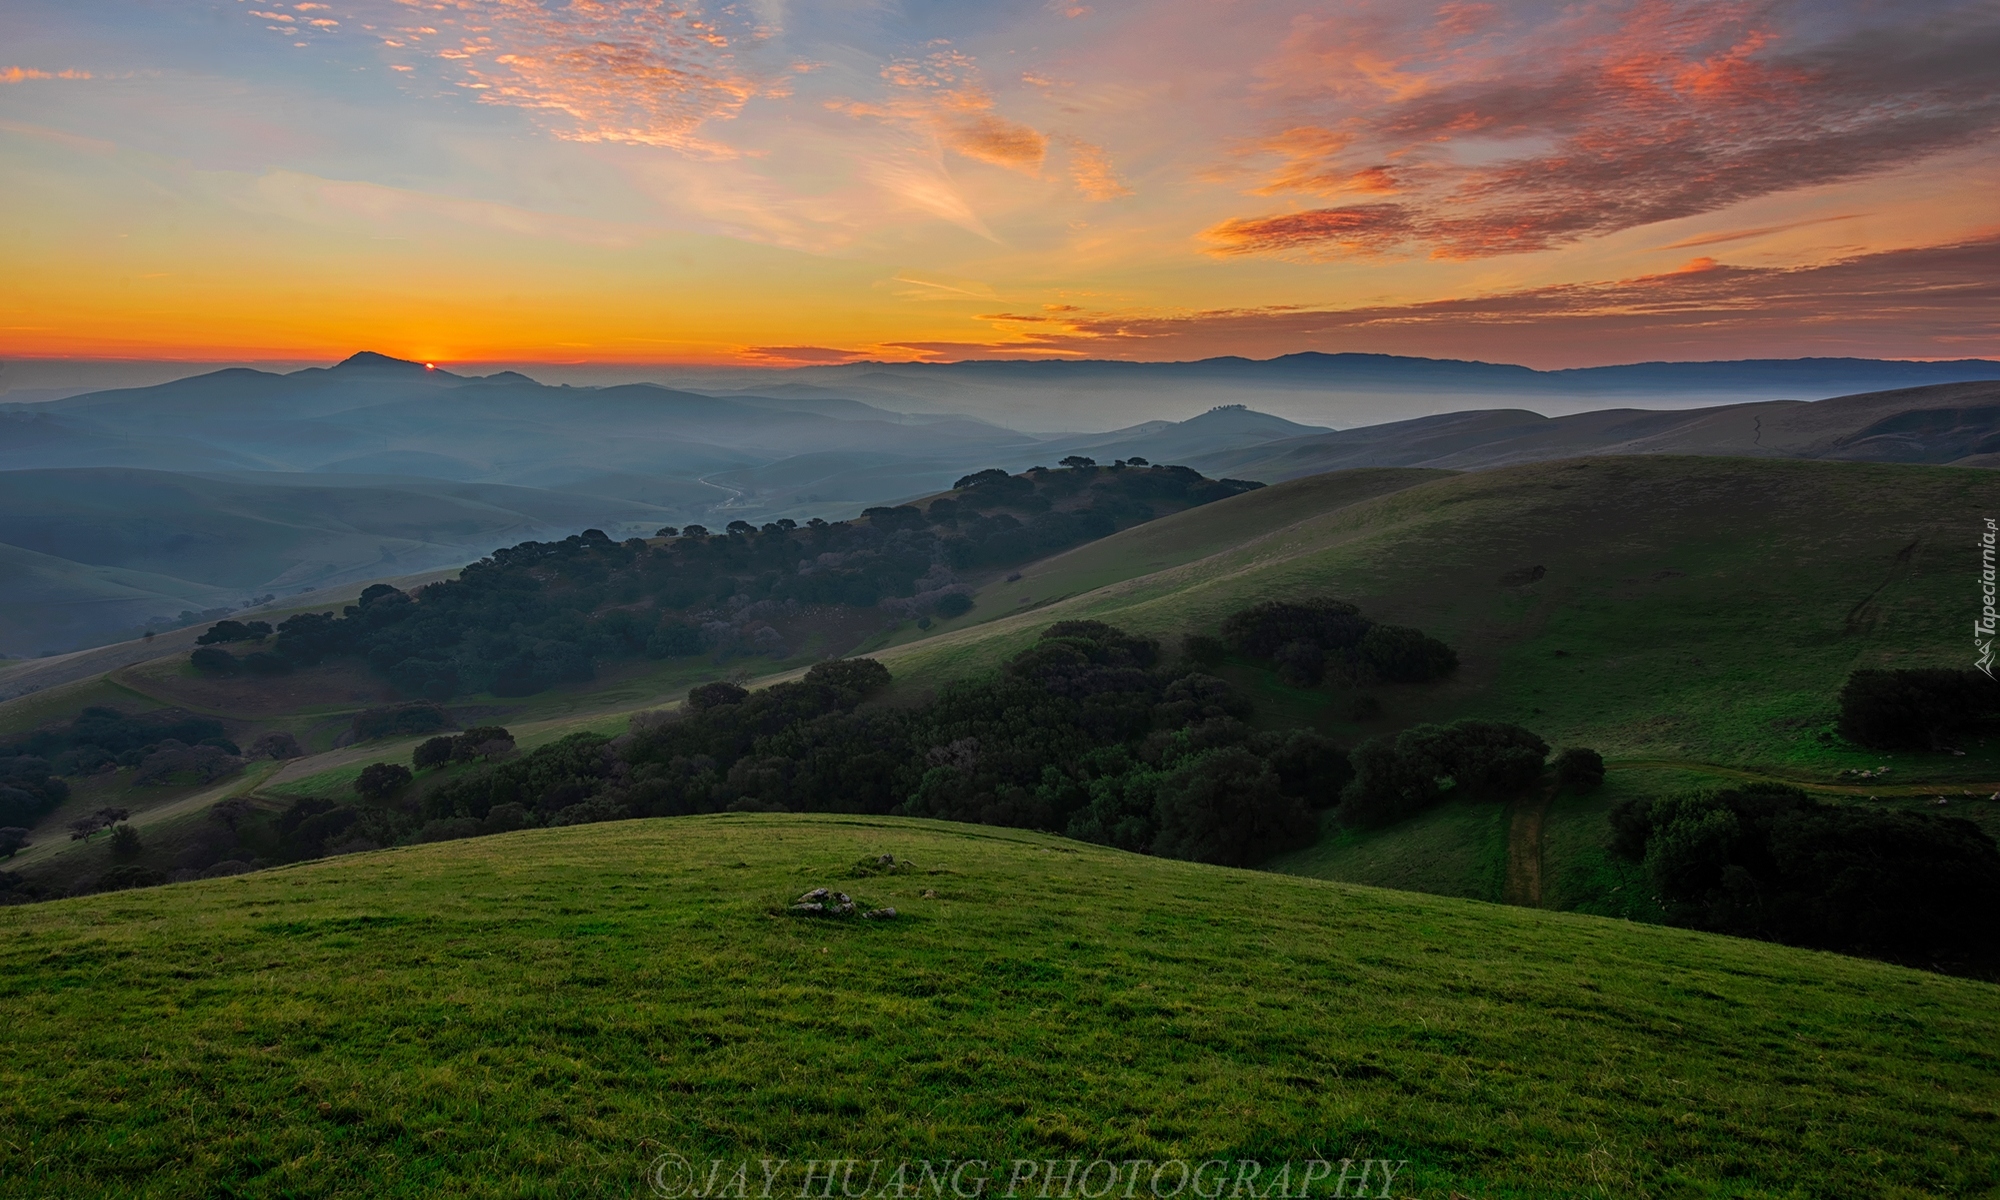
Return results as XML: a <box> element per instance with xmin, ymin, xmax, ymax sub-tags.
<box><xmin>798</xmin><ymin>887</ymin><xmax>830</xmax><ymax>903</ymax></box>
<box><xmin>921</xmin><ymin>889</ymin><xmax>938</xmax><ymax>899</ymax></box>
<box><xmin>863</xmin><ymin>907</ymin><xmax>898</xmax><ymax>919</ymax></box>
<box><xmin>791</xmin><ymin>902</ymin><xmax>825</xmax><ymax>913</ymax></box>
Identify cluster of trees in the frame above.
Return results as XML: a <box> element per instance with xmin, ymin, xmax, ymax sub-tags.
<box><xmin>184</xmin><ymin>464</ymin><xmax>1260</xmax><ymax>700</ymax></box>
<box><xmin>1837</xmin><ymin>668</ymin><xmax>2000</xmax><ymax>750</ymax></box>
<box><xmin>1340</xmin><ymin>721</ymin><xmax>1586</xmax><ymax>826</ymax></box>
<box><xmin>1609</xmin><ymin>783</ymin><xmax>2000</xmax><ymax>973</ymax></box>
<box><xmin>277</xmin><ymin>622</ymin><xmax>1338</xmax><ymax>868</ymax></box>
<box><xmin>1215</xmin><ymin>599</ymin><xmax>1458</xmax><ymax>686</ymax></box>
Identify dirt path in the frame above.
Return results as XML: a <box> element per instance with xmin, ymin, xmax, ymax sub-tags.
<box><xmin>1504</xmin><ymin>787</ymin><xmax>1554</xmax><ymax>908</ymax></box>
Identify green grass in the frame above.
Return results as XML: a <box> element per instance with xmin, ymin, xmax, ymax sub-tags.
<box><xmin>1264</xmin><ymin>803</ymin><xmax>1511</xmax><ymax>903</ymax></box>
<box><xmin>875</xmin><ymin>457</ymin><xmax>1996</xmax><ymax>776</ymax></box>
<box><xmin>2</xmin><ymin>814</ymin><xmax>1996</xmax><ymax>1197</ymax></box>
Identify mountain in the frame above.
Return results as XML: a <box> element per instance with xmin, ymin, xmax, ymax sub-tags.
<box><xmin>0</xmin><ymin>468</ymin><xmax>685</xmax><ymax>656</ymax></box>
<box><xmin>1184</xmin><ymin>380</ymin><xmax>2000</xmax><ymax>480</ymax></box>
<box><xmin>636</xmin><ymin>352</ymin><xmax>2000</xmax><ymax>429</ymax></box>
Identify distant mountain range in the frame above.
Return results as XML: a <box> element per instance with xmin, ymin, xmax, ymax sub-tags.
<box><xmin>1</xmin><ymin>350</ymin><xmax>1994</xmax><ymax>656</ymax></box>
<box><xmin>1182</xmin><ymin>379</ymin><xmax>2000</xmax><ymax>480</ymax></box>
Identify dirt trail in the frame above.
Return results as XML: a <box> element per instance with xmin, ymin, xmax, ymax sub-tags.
<box><xmin>1504</xmin><ymin>788</ymin><xmax>1554</xmax><ymax>908</ymax></box>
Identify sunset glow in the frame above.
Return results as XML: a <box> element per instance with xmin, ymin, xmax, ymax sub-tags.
<box><xmin>4</xmin><ymin>0</ymin><xmax>1996</xmax><ymax>367</ymax></box>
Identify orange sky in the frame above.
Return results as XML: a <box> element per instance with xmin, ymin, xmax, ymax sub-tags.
<box><xmin>4</xmin><ymin>0</ymin><xmax>1997</xmax><ymax>368</ymax></box>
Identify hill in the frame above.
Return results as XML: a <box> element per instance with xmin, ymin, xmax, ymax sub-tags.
<box><xmin>1185</xmin><ymin>380</ymin><xmax>2000</xmax><ymax>480</ymax></box>
<box><xmin>0</xmin><ymin>468</ymin><xmax>687</xmax><ymax>655</ymax></box>
<box><xmin>1</xmin><ymin>814</ymin><xmax>1994</xmax><ymax>1196</ymax></box>
<box><xmin>681</xmin><ymin>353</ymin><xmax>2000</xmax><ymax>430</ymax></box>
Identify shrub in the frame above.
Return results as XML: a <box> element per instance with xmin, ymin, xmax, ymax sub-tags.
<box><xmin>1553</xmin><ymin>747</ymin><xmax>1606</xmax><ymax>792</ymax></box>
<box><xmin>1339</xmin><ymin>719</ymin><xmax>1548</xmax><ymax>827</ymax></box>
<box><xmin>110</xmin><ymin>823</ymin><xmax>143</xmax><ymax>862</ymax></box>
<box><xmin>934</xmin><ymin>592</ymin><xmax>974</xmax><ymax>619</ymax></box>
<box><xmin>646</xmin><ymin>622</ymin><xmax>701</xmax><ymax>658</ymax></box>
<box><xmin>413</xmin><ymin>736</ymin><xmax>456</xmax><ymax>771</ymax></box>
<box><xmin>0</xmin><ymin>827</ymin><xmax>27</xmax><ymax>859</ymax></box>
<box><xmin>1354</xmin><ymin>624</ymin><xmax>1458</xmax><ymax>683</ymax></box>
<box><xmin>249</xmin><ymin>732</ymin><xmax>304</xmax><ymax>760</ymax></box>
<box><xmin>1222</xmin><ymin>599</ymin><xmax>1371</xmax><ymax>659</ymax></box>
<box><xmin>196</xmin><ymin>619</ymin><xmax>271</xmax><ymax>644</ymax></box>
<box><xmin>1272</xmin><ymin>640</ymin><xmax>1325</xmax><ymax>686</ymax></box>
<box><xmin>1837</xmin><ymin>669</ymin><xmax>2000</xmax><ymax>749</ymax></box>
<box><xmin>1613</xmin><ymin>783</ymin><xmax>2000</xmax><ymax>972</ymax></box>
<box><xmin>355</xmin><ymin>762</ymin><xmax>413</xmax><ymax>800</ymax></box>
<box><xmin>189</xmin><ymin>647</ymin><xmax>241</xmax><ymax>676</ymax></box>
<box><xmin>1180</xmin><ymin>634</ymin><xmax>1227</xmax><ymax>667</ymax></box>
<box><xmin>1151</xmin><ymin>747</ymin><xmax>1316</xmax><ymax>867</ymax></box>
<box><xmin>688</xmin><ymin>681</ymin><xmax>749</xmax><ymax>712</ymax></box>
<box><xmin>133</xmin><ymin>742</ymin><xmax>244</xmax><ymax>787</ymax></box>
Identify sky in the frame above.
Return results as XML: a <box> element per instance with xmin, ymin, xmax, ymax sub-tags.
<box><xmin>3</xmin><ymin>0</ymin><xmax>1997</xmax><ymax>369</ymax></box>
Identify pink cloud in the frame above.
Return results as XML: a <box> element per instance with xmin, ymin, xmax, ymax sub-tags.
<box><xmin>0</xmin><ymin>68</ymin><xmax>92</xmax><ymax>83</ymax></box>
<box><xmin>923</xmin><ymin>235</ymin><xmax>2000</xmax><ymax>366</ymax></box>
<box><xmin>1219</xmin><ymin>0</ymin><xmax>2000</xmax><ymax>259</ymax></box>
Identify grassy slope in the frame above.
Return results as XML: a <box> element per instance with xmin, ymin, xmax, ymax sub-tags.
<box><xmin>2</xmin><ymin>815</ymin><xmax>1996</xmax><ymax>1199</ymax></box>
<box><xmin>874</xmin><ymin>456</ymin><xmax>1996</xmax><ymax>779</ymax></box>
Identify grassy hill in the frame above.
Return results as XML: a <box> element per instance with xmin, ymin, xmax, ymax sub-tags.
<box><xmin>5</xmin><ymin>455</ymin><xmax>1995</xmax><ymax>919</ymax></box>
<box><xmin>2</xmin><ymin>814</ymin><xmax>1995</xmax><ymax>1198</ymax></box>
<box><xmin>876</xmin><ymin>456</ymin><xmax>1988</xmax><ymax>771</ymax></box>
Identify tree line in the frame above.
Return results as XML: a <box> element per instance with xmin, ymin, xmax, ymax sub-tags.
<box><xmin>185</xmin><ymin>462</ymin><xmax>1262</xmax><ymax>699</ymax></box>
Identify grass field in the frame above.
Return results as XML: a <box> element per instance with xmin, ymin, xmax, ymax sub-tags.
<box><xmin>2</xmin><ymin>815</ymin><xmax>1997</xmax><ymax>1198</ymax></box>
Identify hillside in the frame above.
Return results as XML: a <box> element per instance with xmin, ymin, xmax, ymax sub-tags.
<box><xmin>2</xmin><ymin>815</ymin><xmax>1995</xmax><ymax>1197</ymax></box>
<box><xmin>0</xmin><ymin>469</ymin><xmax>685</xmax><ymax>655</ymax></box>
<box><xmin>1186</xmin><ymin>380</ymin><xmax>2000</xmax><ymax>480</ymax></box>
<box><xmin>876</xmin><ymin>455</ymin><xmax>1987</xmax><ymax>767</ymax></box>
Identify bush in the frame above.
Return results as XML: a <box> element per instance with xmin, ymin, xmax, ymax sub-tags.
<box><xmin>196</xmin><ymin>619</ymin><xmax>271</xmax><ymax>644</ymax></box>
<box><xmin>1837</xmin><ymin>669</ymin><xmax>2000</xmax><ymax>750</ymax></box>
<box><xmin>1272</xmin><ymin>640</ymin><xmax>1325</xmax><ymax>686</ymax></box>
<box><xmin>249</xmin><ymin>732</ymin><xmax>304</xmax><ymax>760</ymax></box>
<box><xmin>413</xmin><ymin>736</ymin><xmax>456</xmax><ymax>771</ymax></box>
<box><xmin>688</xmin><ymin>681</ymin><xmax>749</xmax><ymax>712</ymax></box>
<box><xmin>133</xmin><ymin>742</ymin><xmax>244</xmax><ymax>787</ymax></box>
<box><xmin>1180</xmin><ymin>634</ymin><xmax>1227</xmax><ymax>667</ymax></box>
<box><xmin>1222</xmin><ymin>599</ymin><xmax>1371</xmax><ymax>659</ymax></box>
<box><xmin>934</xmin><ymin>592</ymin><xmax>974</xmax><ymax>619</ymax></box>
<box><xmin>1612</xmin><ymin>783</ymin><xmax>2000</xmax><ymax>972</ymax></box>
<box><xmin>1553</xmin><ymin>747</ymin><xmax>1606</xmax><ymax>793</ymax></box>
<box><xmin>0</xmin><ymin>827</ymin><xmax>27</xmax><ymax>859</ymax></box>
<box><xmin>189</xmin><ymin>647</ymin><xmax>241</xmax><ymax>676</ymax></box>
<box><xmin>355</xmin><ymin>762</ymin><xmax>413</xmax><ymax>800</ymax></box>
<box><xmin>1151</xmin><ymin>747</ymin><xmax>1316</xmax><ymax>867</ymax></box>
<box><xmin>1355</xmin><ymin>625</ymin><xmax>1458</xmax><ymax>683</ymax></box>
<box><xmin>110</xmin><ymin>823</ymin><xmax>143</xmax><ymax>862</ymax></box>
<box><xmin>1339</xmin><ymin>719</ymin><xmax>1548</xmax><ymax>827</ymax></box>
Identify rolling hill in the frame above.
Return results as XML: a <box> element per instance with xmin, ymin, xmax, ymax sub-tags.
<box><xmin>0</xmin><ymin>469</ymin><xmax>684</xmax><ymax>656</ymax></box>
<box><xmin>1185</xmin><ymin>380</ymin><xmax>2000</xmax><ymax>480</ymax></box>
<box><xmin>0</xmin><ymin>815</ymin><xmax>1994</xmax><ymax>1196</ymax></box>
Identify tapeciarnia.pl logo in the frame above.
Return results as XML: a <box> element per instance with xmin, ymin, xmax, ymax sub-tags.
<box><xmin>1979</xmin><ymin>517</ymin><xmax>1996</xmax><ymax>679</ymax></box>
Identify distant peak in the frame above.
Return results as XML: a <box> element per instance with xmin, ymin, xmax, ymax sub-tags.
<box><xmin>333</xmin><ymin>351</ymin><xmax>451</xmax><ymax>375</ymax></box>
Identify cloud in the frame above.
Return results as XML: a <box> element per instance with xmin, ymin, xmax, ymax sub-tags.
<box><xmin>916</xmin><ymin>235</ymin><xmax>2000</xmax><ymax>365</ymax></box>
<box><xmin>1064</xmin><ymin>138</ymin><xmax>1132</xmax><ymax>200</ymax></box>
<box><xmin>740</xmin><ymin>345</ymin><xmax>865</xmax><ymax>362</ymax></box>
<box><xmin>830</xmin><ymin>49</ymin><xmax>1048</xmax><ymax>177</ymax></box>
<box><xmin>260</xmin><ymin>0</ymin><xmax>773</xmax><ymax>153</ymax></box>
<box><xmin>1</xmin><ymin>68</ymin><xmax>92</xmax><ymax>83</ymax></box>
<box><xmin>1218</xmin><ymin>0</ymin><xmax>2000</xmax><ymax>259</ymax></box>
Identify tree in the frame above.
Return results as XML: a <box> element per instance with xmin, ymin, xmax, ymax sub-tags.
<box><xmin>687</xmin><ymin>681</ymin><xmax>749</xmax><ymax>712</ymax></box>
<box><xmin>355</xmin><ymin>762</ymin><xmax>413</xmax><ymax>800</ymax></box>
<box><xmin>0</xmin><ymin>827</ymin><xmax>26</xmax><ymax>859</ymax></box>
<box><xmin>413</xmin><ymin>735</ymin><xmax>456</xmax><ymax>770</ymax></box>
<box><xmin>110</xmin><ymin>822</ymin><xmax>143</xmax><ymax>862</ymax></box>
<box><xmin>655</xmin><ymin>526</ymin><xmax>681</xmax><ymax>537</ymax></box>
<box><xmin>189</xmin><ymin>646</ymin><xmax>241</xmax><ymax>676</ymax></box>
<box><xmin>1837</xmin><ymin>669</ymin><xmax>2000</xmax><ymax>749</ymax></box>
<box><xmin>934</xmin><ymin>592</ymin><xmax>974</xmax><ymax>619</ymax></box>
<box><xmin>1059</xmin><ymin>455</ymin><xmax>1097</xmax><ymax>469</ymax></box>
<box><xmin>1553</xmin><ymin>747</ymin><xmax>1606</xmax><ymax>792</ymax></box>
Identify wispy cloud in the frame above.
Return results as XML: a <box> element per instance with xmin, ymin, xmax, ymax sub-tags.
<box><xmin>917</xmin><ymin>235</ymin><xmax>2000</xmax><ymax>364</ymax></box>
<box><xmin>1212</xmin><ymin>0</ymin><xmax>2000</xmax><ymax>260</ymax></box>
<box><xmin>831</xmin><ymin>49</ymin><xmax>1048</xmax><ymax>176</ymax></box>
<box><xmin>1</xmin><ymin>67</ymin><xmax>92</xmax><ymax>83</ymax></box>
